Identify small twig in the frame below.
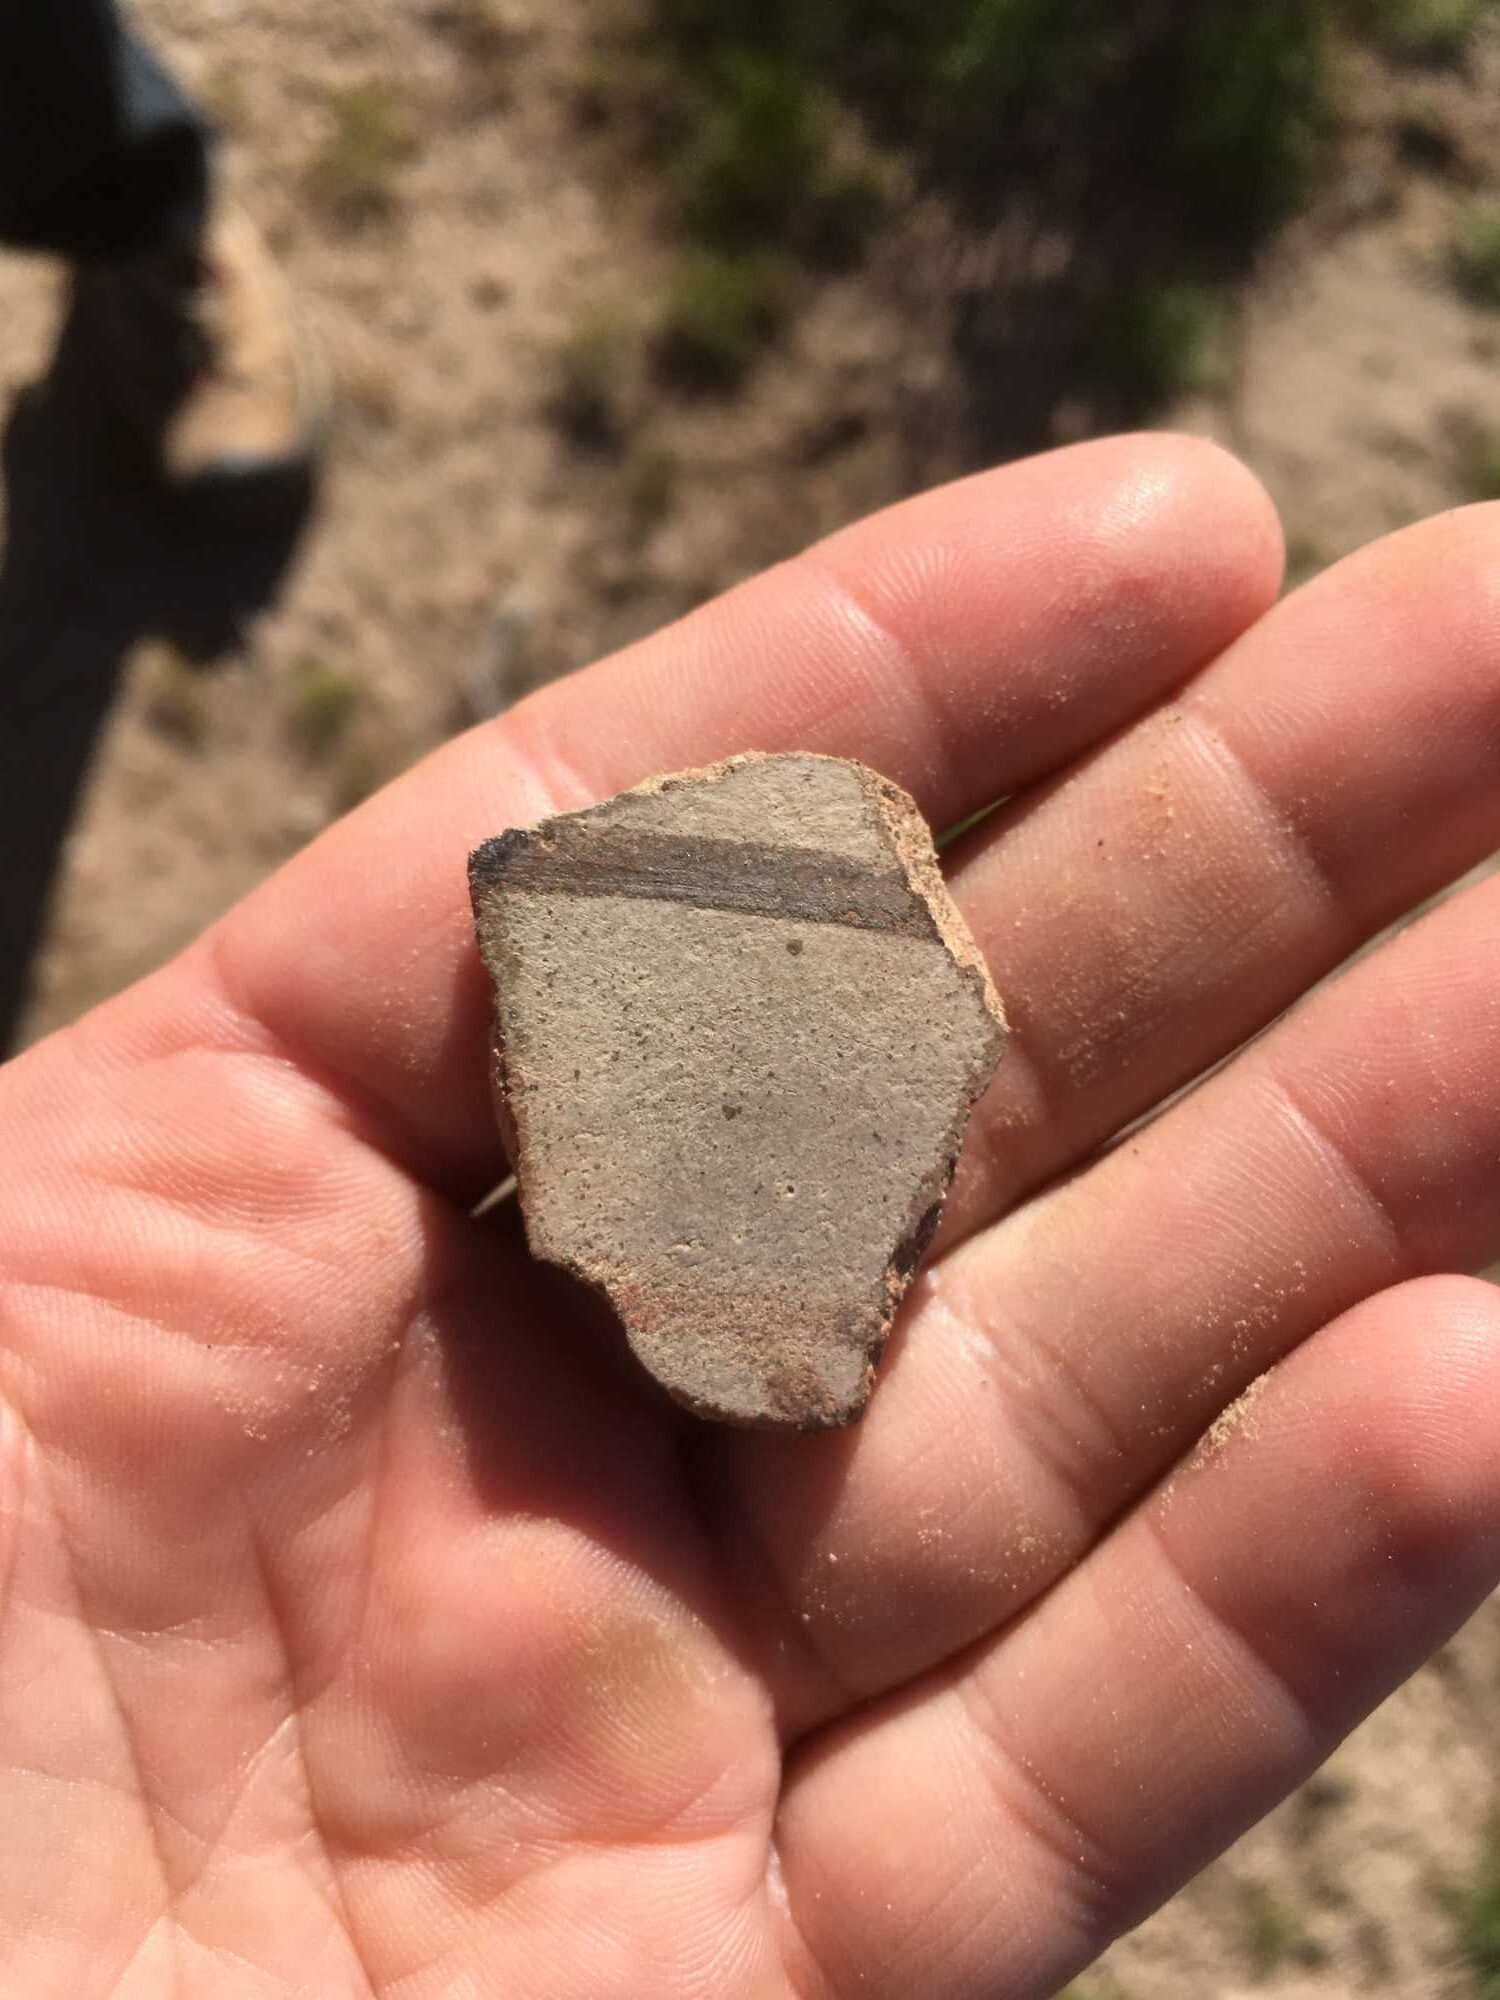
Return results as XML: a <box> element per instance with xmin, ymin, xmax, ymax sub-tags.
<box><xmin>470</xmin><ymin>1174</ymin><xmax>518</xmax><ymax>1220</ymax></box>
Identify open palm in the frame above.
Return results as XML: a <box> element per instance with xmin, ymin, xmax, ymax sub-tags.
<box><xmin>7</xmin><ymin>436</ymin><xmax>1500</xmax><ymax>1999</ymax></box>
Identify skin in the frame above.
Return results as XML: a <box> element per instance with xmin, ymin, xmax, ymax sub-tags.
<box><xmin>4</xmin><ymin>433</ymin><xmax>1500</xmax><ymax>1997</ymax></box>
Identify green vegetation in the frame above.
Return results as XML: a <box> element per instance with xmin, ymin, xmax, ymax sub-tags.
<box><xmin>549</xmin><ymin>306</ymin><xmax>633</xmax><ymax>446</ymax></box>
<box><xmin>1091</xmin><ymin>280</ymin><xmax>1238</xmax><ymax>404</ymax></box>
<box><xmin>1284</xmin><ymin>535</ymin><xmax>1326</xmax><ymax>590</ymax></box>
<box><xmin>428</xmin><ymin>0</ymin><xmax>518</xmax><ymax>108</ymax></box>
<box><xmin>337</xmin><ymin>352</ymin><xmax>399</xmax><ymax>430</ymax></box>
<box><xmin>287</xmin><ymin>659</ymin><xmax>361</xmax><ymax>758</ymax></box>
<box><xmin>1397</xmin><ymin>106</ymin><xmax>1463</xmax><ymax>173</ymax></box>
<box><xmin>620</xmin><ymin>443</ymin><xmax>678</xmax><ymax>532</ymax></box>
<box><xmin>647</xmin><ymin>0</ymin><xmax>1332</xmax><ymax>248</ymax></box>
<box><xmin>1055</xmin><ymin>1972</ymin><xmax>1133</xmax><ymax>2000</ymax></box>
<box><xmin>656</xmin><ymin>249</ymin><xmax>789</xmax><ymax>387</ymax></box>
<box><xmin>1239</xmin><ymin>1881</ymin><xmax>1326</xmax><ymax>1980</ymax></box>
<box><xmin>1171</xmin><ymin>7</ymin><xmax>1331</xmax><ymax>240</ymax></box>
<box><xmin>1446</xmin><ymin>1815</ymin><xmax>1500</xmax><ymax>1996</ymax></box>
<box><xmin>937</xmin><ymin>802</ymin><xmax>998</xmax><ymax>851</ymax></box>
<box><xmin>1453</xmin><ymin>421</ymin><xmax>1500</xmax><ymax>501</ymax></box>
<box><xmin>139</xmin><ymin>645</ymin><xmax>208</xmax><ymax>748</ymax></box>
<box><xmin>1357</xmin><ymin>0</ymin><xmax>1494</xmax><ymax>59</ymax></box>
<box><xmin>432</xmin><ymin>0</ymin><xmax>516</xmax><ymax>58</ymax></box>
<box><xmin>574</xmin><ymin>47</ymin><xmax>624</xmax><ymax>127</ymax></box>
<box><xmin>1452</xmin><ymin>199</ymin><xmax>1500</xmax><ymax>307</ymax></box>
<box><xmin>331</xmin><ymin>745</ymin><xmax>388</xmax><ymax>816</ymax></box>
<box><xmin>1292</xmin><ymin>1764</ymin><xmax>1355</xmax><ymax>1836</ymax></box>
<box><xmin>808</xmin><ymin>151</ymin><xmax>893</xmax><ymax>267</ymax></box>
<box><xmin>601</xmin><ymin>0</ymin><xmax>1495</xmax><ymax>410</ymax></box>
<box><xmin>305</xmin><ymin>80</ymin><xmax>419</xmax><ymax>226</ymax></box>
<box><xmin>665</xmin><ymin>53</ymin><xmax>890</xmax><ymax>262</ymax></box>
<box><xmin>677</xmin><ymin>55</ymin><xmax>830</xmax><ymax>246</ymax></box>
<box><xmin>606</xmin><ymin>0</ymin><xmax>1353</xmax><ymax>403</ymax></box>
<box><xmin>573</xmin><ymin>42</ymin><xmax>694</xmax><ymax>153</ymax></box>
<box><xmin>201</xmin><ymin>62</ymin><xmax>248</xmax><ymax>135</ymax></box>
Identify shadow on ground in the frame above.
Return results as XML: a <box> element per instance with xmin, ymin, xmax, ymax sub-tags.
<box><xmin>0</xmin><ymin>290</ymin><xmax>314</xmax><ymax>1051</ymax></box>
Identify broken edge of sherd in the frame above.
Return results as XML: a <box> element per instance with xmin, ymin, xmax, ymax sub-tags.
<box><xmin>468</xmin><ymin>830</ymin><xmax>531</xmax><ymax>903</ymax></box>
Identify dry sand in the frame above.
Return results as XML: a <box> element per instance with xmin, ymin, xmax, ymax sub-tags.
<box><xmin>3</xmin><ymin>5</ymin><xmax>1499</xmax><ymax>1992</ymax></box>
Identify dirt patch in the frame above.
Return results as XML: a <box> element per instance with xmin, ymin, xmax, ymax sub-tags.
<box><xmin>2</xmin><ymin>5</ymin><xmax>1499</xmax><ymax>1992</ymax></box>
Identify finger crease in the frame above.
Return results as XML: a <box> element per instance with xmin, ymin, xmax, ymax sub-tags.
<box><xmin>1177</xmin><ymin>704</ymin><xmax>1355</xmax><ymax>941</ymax></box>
<box><xmin>682</xmin><ymin>1433</ymin><xmax>859</xmax><ymax>1741</ymax></box>
<box><xmin>492</xmin><ymin>687</ymin><xmax>610</xmax><ymax>820</ymax></box>
<box><xmin>956</xmin><ymin>1669</ymin><xmax>1130</xmax><ymax>1941</ymax></box>
<box><xmin>1139</xmin><ymin>1503</ymin><xmax>1325</xmax><ymax>1749</ymax></box>
<box><xmin>1264</xmin><ymin>1068</ymin><xmax>1409</xmax><ymax>1274</ymax></box>
<box><xmin>979</xmin><ymin>1292</ymin><xmax>1144</xmax><ymax>1535</ymax></box>
<box><xmin>799</xmin><ymin>556</ymin><xmax>958</xmax><ymax>781</ymax></box>
<box><xmin>244</xmin><ymin>1512</ymin><xmax>382</xmax><ymax>2000</ymax></box>
<box><xmin>41</xmin><ymin>1449</ymin><xmax>183</xmax><ymax>1999</ymax></box>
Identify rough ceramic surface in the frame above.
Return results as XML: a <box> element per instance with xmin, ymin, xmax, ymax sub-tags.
<box><xmin>469</xmin><ymin>752</ymin><xmax>1006</xmax><ymax>1429</ymax></box>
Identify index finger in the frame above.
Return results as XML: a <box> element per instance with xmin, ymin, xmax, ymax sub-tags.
<box><xmin>205</xmin><ymin>435</ymin><xmax>1281</xmax><ymax>1194</ymax></box>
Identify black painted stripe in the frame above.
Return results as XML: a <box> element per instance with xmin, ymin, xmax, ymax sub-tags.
<box><xmin>470</xmin><ymin>826</ymin><xmax>935</xmax><ymax>939</ymax></box>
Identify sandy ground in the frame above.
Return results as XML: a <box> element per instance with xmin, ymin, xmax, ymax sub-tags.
<box><xmin>3</xmin><ymin>4</ymin><xmax>1500</xmax><ymax>1993</ymax></box>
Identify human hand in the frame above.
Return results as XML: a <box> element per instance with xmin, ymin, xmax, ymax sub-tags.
<box><xmin>6</xmin><ymin>435</ymin><xmax>1500</xmax><ymax>1999</ymax></box>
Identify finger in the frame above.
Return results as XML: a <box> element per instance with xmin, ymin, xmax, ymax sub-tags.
<box><xmin>774</xmin><ymin>1275</ymin><xmax>1500</xmax><ymax>2000</ymax></box>
<box><xmin>204</xmin><ymin>437</ymin><xmax>1280</xmax><ymax>1193</ymax></box>
<box><xmin>939</xmin><ymin>498</ymin><xmax>1500</xmax><ymax>1245</ymax></box>
<box><xmin>709</xmin><ymin>857</ymin><xmax>1500</xmax><ymax>1733</ymax></box>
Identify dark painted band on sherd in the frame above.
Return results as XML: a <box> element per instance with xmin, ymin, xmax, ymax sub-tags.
<box><xmin>469</xmin><ymin>826</ymin><xmax>938</xmax><ymax>940</ymax></box>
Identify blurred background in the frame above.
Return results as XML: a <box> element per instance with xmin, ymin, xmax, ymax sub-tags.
<box><xmin>1</xmin><ymin>2</ymin><xmax>1499</xmax><ymax>1990</ymax></box>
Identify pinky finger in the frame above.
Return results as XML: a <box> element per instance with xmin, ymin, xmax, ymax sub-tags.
<box><xmin>775</xmin><ymin>1275</ymin><xmax>1500</xmax><ymax>2000</ymax></box>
